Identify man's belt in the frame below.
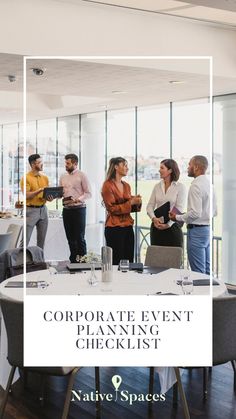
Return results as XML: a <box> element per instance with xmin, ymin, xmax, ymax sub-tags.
<box><xmin>187</xmin><ymin>224</ymin><xmax>209</xmax><ymax>229</ymax></box>
<box><xmin>26</xmin><ymin>205</ymin><xmax>45</xmax><ymax>208</ymax></box>
<box><xmin>63</xmin><ymin>205</ymin><xmax>86</xmax><ymax>209</ymax></box>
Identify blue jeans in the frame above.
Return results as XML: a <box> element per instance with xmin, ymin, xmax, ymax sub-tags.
<box><xmin>187</xmin><ymin>226</ymin><xmax>210</xmax><ymax>274</ymax></box>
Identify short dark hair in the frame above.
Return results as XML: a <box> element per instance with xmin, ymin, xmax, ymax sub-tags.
<box><xmin>161</xmin><ymin>159</ymin><xmax>180</xmax><ymax>182</ymax></box>
<box><xmin>65</xmin><ymin>153</ymin><xmax>78</xmax><ymax>164</ymax></box>
<box><xmin>192</xmin><ymin>155</ymin><xmax>208</xmax><ymax>172</ymax></box>
<box><xmin>28</xmin><ymin>154</ymin><xmax>41</xmax><ymax>167</ymax></box>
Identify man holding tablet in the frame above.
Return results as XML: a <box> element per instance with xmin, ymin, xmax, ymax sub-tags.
<box><xmin>60</xmin><ymin>153</ymin><xmax>92</xmax><ymax>263</ymax></box>
<box><xmin>20</xmin><ymin>153</ymin><xmax>53</xmax><ymax>249</ymax></box>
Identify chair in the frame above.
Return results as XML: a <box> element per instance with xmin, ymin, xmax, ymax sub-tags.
<box><xmin>213</xmin><ymin>295</ymin><xmax>236</xmax><ymax>390</ymax></box>
<box><xmin>0</xmin><ymin>298</ymin><xmax>82</xmax><ymax>419</ymax></box>
<box><xmin>0</xmin><ymin>233</ymin><xmax>12</xmax><ymax>254</ymax></box>
<box><xmin>0</xmin><ymin>246</ymin><xmax>46</xmax><ymax>282</ymax></box>
<box><xmin>149</xmin><ymin>367</ymin><xmax>190</xmax><ymax>419</ymax></box>
<box><xmin>6</xmin><ymin>224</ymin><xmax>23</xmax><ymax>248</ymax></box>
<box><xmin>169</xmin><ymin>295</ymin><xmax>236</xmax><ymax>405</ymax></box>
<box><xmin>145</xmin><ymin>245</ymin><xmax>182</xmax><ymax>269</ymax></box>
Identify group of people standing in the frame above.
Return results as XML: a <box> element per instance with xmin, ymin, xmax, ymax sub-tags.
<box><xmin>21</xmin><ymin>153</ymin><xmax>91</xmax><ymax>263</ymax></box>
<box><xmin>102</xmin><ymin>155</ymin><xmax>212</xmax><ymax>275</ymax></box>
<box><xmin>22</xmin><ymin>153</ymin><xmax>212</xmax><ymax>275</ymax></box>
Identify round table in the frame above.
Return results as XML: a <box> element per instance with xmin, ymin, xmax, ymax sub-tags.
<box><xmin>0</xmin><ymin>267</ymin><xmax>227</xmax><ymax>300</ymax></box>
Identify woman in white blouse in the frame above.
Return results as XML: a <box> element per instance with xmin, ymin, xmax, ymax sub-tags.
<box><xmin>146</xmin><ymin>159</ymin><xmax>186</xmax><ymax>247</ymax></box>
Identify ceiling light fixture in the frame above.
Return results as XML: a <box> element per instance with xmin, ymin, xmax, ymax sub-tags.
<box><xmin>169</xmin><ymin>80</ymin><xmax>184</xmax><ymax>84</ymax></box>
<box><xmin>112</xmin><ymin>90</ymin><xmax>127</xmax><ymax>94</ymax></box>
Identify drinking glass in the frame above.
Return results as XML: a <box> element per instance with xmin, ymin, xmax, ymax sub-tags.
<box><xmin>182</xmin><ymin>273</ymin><xmax>193</xmax><ymax>295</ymax></box>
<box><xmin>48</xmin><ymin>260</ymin><xmax>58</xmax><ymax>275</ymax></box>
<box><xmin>119</xmin><ymin>259</ymin><xmax>129</xmax><ymax>272</ymax></box>
<box><xmin>88</xmin><ymin>262</ymin><xmax>98</xmax><ymax>286</ymax></box>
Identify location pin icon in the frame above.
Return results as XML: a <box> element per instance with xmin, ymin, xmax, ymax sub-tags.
<box><xmin>112</xmin><ymin>375</ymin><xmax>122</xmax><ymax>391</ymax></box>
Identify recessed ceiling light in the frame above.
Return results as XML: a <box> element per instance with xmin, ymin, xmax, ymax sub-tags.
<box><xmin>112</xmin><ymin>90</ymin><xmax>127</xmax><ymax>94</ymax></box>
<box><xmin>169</xmin><ymin>80</ymin><xmax>184</xmax><ymax>84</ymax></box>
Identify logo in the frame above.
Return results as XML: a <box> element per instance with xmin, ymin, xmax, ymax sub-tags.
<box><xmin>71</xmin><ymin>374</ymin><xmax>165</xmax><ymax>405</ymax></box>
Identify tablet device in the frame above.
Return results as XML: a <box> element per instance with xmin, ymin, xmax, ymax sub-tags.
<box><xmin>43</xmin><ymin>187</ymin><xmax>63</xmax><ymax>199</ymax></box>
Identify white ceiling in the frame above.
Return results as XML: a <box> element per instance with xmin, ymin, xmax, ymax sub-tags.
<box><xmin>0</xmin><ymin>0</ymin><xmax>236</xmax><ymax>123</ymax></box>
<box><xmin>0</xmin><ymin>54</ymin><xmax>235</xmax><ymax>124</ymax></box>
<box><xmin>74</xmin><ymin>0</ymin><xmax>236</xmax><ymax>26</ymax></box>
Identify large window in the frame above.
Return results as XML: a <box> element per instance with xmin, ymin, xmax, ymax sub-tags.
<box><xmin>0</xmin><ymin>96</ymin><xmax>225</xmax><ymax>270</ymax></box>
<box><xmin>137</xmin><ymin>105</ymin><xmax>170</xmax><ymax>228</ymax></box>
<box><xmin>213</xmin><ymin>94</ymin><xmax>236</xmax><ymax>283</ymax></box>
<box><xmin>2</xmin><ymin>124</ymin><xmax>18</xmax><ymax>208</ymax></box>
<box><xmin>172</xmin><ymin>99</ymin><xmax>210</xmax><ymax>183</ymax></box>
<box><xmin>107</xmin><ymin>109</ymin><xmax>135</xmax><ymax>186</ymax></box>
<box><xmin>58</xmin><ymin>115</ymin><xmax>80</xmax><ymax>180</ymax></box>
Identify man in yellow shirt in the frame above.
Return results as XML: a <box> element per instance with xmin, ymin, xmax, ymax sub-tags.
<box><xmin>20</xmin><ymin>154</ymin><xmax>52</xmax><ymax>249</ymax></box>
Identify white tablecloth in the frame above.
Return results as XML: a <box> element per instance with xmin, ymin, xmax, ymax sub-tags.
<box><xmin>0</xmin><ymin>269</ymin><xmax>226</xmax><ymax>393</ymax></box>
<box><xmin>0</xmin><ymin>267</ymin><xmax>225</xmax><ymax>299</ymax></box>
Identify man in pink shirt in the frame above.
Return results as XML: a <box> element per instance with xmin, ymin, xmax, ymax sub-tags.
<box><xmin>59</xmin><ymin>154</ymin><xmax>92</xmax><ymax>262</ymax></box>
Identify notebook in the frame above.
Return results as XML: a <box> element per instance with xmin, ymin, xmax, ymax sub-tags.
<box><xmin>154</xmin><ymin>201</ymin><xmax>170</xmax><ymax>223</ymax></box>
<box><xmin>193</xmin><ymin>279</ymin><xmax>219</xmax><ymax>286</ymax></box>
<box><xmin>5</xmin><ymin>281</ymin><xmax>48</xmax><ymax>288</ymax></box>
<box><xmin>142</xmin><ymin>266</ymin><xmax>168</xmax><ymax>275</ymax></box>
<box><xmin>118</xmin><ymin>263</ymin><xmax>143</xmax><ymax>272</ymax></box>
<box><xmin>67</xmin><ymin>262</ymin><xmax>102</xmax><ymax>271</ymax></box>
<box><xmin>171</xmin><ymin>206</ymin><xmax>184</xmax><ymax>227</ymax></box>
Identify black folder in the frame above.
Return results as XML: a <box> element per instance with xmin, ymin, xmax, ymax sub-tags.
<box><xmin>154</xmin><ymin>201</ymin><xmax>170</xmax><ymax>223</ymax></box>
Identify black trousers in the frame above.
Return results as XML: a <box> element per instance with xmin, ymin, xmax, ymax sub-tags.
<box><xmin>150</xmin><ymin>223</ymin><xmax>183</xmax><ymax>247</ymax></box>
<box><xmin>63</xmin><ymin>207</ymin><xmax>87</xmax><ymax>262</ymax></box>
<box><xmin>105</xmin><ymin>226</ymin><xmax>134</xmax><ymax>265</ymax></box>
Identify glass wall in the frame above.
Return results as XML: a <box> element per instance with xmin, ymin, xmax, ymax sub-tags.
<box><xmin>2</xmin><ymin>123</ymin><xmax>18</xmax><ymax>208</ymax></box>
<box><xmin>213</xmin><ymin>94</ymin><xmax>236</xmax><ymax>284</ymax></box>
<box><xmin>57</xmin><ymin>115</ymin><xmax>80</xmax><ymax>180</ymax></box>
<box><xmin>172</xmin><ymin>99</ymin><xmax>210</xmax><ymax>184</ymax></box>
<box><xmin>0</xmin><ymin>95</ymin><xmax>226</xmax><ymax>271</ymax></box>
<box><xmin>107</xmin><ymin>109</ymin><xmax>136</xmax><ymax>185</ymax></box>
<box><xmin>137</xmin><ymin>105</ymin><xmax>170</xmax><ymax>229</ymax></box>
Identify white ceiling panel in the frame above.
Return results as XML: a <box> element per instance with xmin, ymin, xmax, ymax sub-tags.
<box><xmin>77</xmin><ymin>0</ymin><xmax>236</xmax><ymax>26</ymax></box>
<box><xmin>0</xmin><ymin>53</ymin><xmax>235</xmax><ymax>124</ymax></box>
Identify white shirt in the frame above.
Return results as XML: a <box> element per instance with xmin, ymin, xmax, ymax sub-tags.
<box><xmin>146</xmin><ymin>180</ymin><xmax>186</xmax><ymax>226</ymax></box>
<box><xmin>176</xmin><ymin>175</ymin><xmax>213</xmax><ymax>225</ymax></box>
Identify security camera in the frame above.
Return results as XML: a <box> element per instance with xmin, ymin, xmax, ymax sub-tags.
<box><xmin>31</xmin><ymin>68</ymin><xmax>45</xmax><ymax>76</ymax></box>
<box><xmin>8</xmin><ymin>75</ymin><xmax>16</xmax><ymax>83</ymax></box>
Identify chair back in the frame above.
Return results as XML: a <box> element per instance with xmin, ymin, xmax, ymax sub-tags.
<box><xmin>213</xmin><ymin>295</ymin><xmax>236</xmax><ymax>365</ymax></box>
<box><xmin>7</xmin><ymin>224</ymin><xmax>23</xmax><ymax>248</ymax></box>
<box><xmin>0</xmin><ymin>298</ymin><xmax>77</xmax><ymax>376</ymax></box>
<box><xmin>145</xmin><ymin>245</ymin><xmax>182</xmax><ymax>268</ymax></box>
<box><xmin>0</xmin><ymin>298</ymin><xmax>24</xmax><ymax>368</ymax></box>
<box><xmin>0</xmin><ymin>233</ymin><xmax>12</xmax><ymax>254</ymax></box>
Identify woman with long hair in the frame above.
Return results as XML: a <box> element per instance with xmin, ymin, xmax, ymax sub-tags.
<box><xmin>101</xmin><ymin>157</ymin><xmax>142</xmax><ymax>264</ymax></box>
<box><xmin>147</xmin><ymin>159</ymin><xmax>186</xmax><ymax>247</ymax></box>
